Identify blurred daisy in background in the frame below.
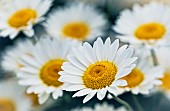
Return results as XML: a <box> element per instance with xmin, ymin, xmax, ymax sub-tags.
<box><xmin>72</xmin><ymin>0</ymin><xmax>106</xmax><ymax>7</ymax></box>
<box><xmin>0</xmin><ymin>0</ymin><xmax>52</xmax><ymax>39</ymax></box>
<box><xmin>17</xmin><ymin>37</ymin><xmax>81</xmax><ymax>104</ymax></box>
<box><xmin>0</xmin><ymin>80</ymin><xmax>31</xmax><ymax>111</ymax></box>
<box><xmin>155</xmin><ymin>47</ymin><xmax>170</xmax><ymax>99</ymax></box>
<box><xmin>94</xmin><ymin>102</ymin><xmax>127</xmax><ymax>111</ymax></box>
<box><xmin>113</xmin><ymin>2</ymin><xmax>170</xmax><ymax>47</ymax></box>
<box><xmin>45</xmin><ymin>3</ymin><xmax>107</xmax><ymax>41</ymax></box>
<box><xmin>1</xmin><ymin>38</ymin><xmax>34</xmax><ymax>74</ymax></box>
<box><xmin>59</xmin><ymin>37</ymin><xmax>137</xmax><ymax>103</ymax></box>
<box><xmin>116</xmin><ymin>56</ymin><xmax>163</xmax><ymax>95</ymax></box>
<box><xmin>0</xmin><ymin>0</ymin><xmax>12</xmax><ymax>7</ymax></box>
<box><xmin>71</xmin><ymin>102</ymin><xmax>127</xmax><ymax>111</ymax></box>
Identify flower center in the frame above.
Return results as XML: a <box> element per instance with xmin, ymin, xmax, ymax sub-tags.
<box><xmin>26</xmin><ymin>93</ymin><xmax>39</xmax><ymax>107</ymax></box>
<box><xmin>0</xmin><ymin>98</ymin><xmax>16</xmax><ymax>111</ymax></box>
<box><xmin>121</xmin><ymin>68</ymin><xmax>144</xmax><ymax>88</ymax></box>
<box><xmin>39</xmin><ymin>59</ymin><xmax>64</xmax><ymax>87</ymax></box>
<box><xmin>8</xmin><ymin>8</ymin><xmax>37</xmax><ymax>28</ymax></box>
<box><xmin>83</xmin><ymin>61</ymin><xmax>117</xmax><ymax>90</ymax></box>
<box><xmin>135</xmin><ymin>23</ymin><xmax>166</xmax><ymax>40</ymax></box>
<box><xmin>159</xmin><ymin>73</ymin><xmax>170</xmax><ymax>91</ymax></box>
<box><xmin>62</xmin><ymin>22</ymin><xmax>90</xmax><ymax>40</ymax></box>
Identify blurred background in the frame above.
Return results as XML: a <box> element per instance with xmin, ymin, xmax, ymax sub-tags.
<box><xmin>0</xmin><ymin>0</ymin><xmax>170</xmax><ymax>111</ymax></box>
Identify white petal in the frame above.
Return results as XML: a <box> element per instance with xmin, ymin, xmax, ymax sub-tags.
<box><xmin>59</xmin><ymin>75</ymin><xmax>82</xmax><ymax>84</ymax></box>
<box><xmin>38</xmin><ymin>92</ymin><xmax>50</xmax><ymax>104</ymax></box>
<box><xmin>97</xmin><ymin>88</ymin><xmax>107</xmax><ymax>100</ymax></box>
<box><xmin>63</xmin><ymin>84</ymin><xmax>85</xmax><ymax>91</ymax></box>
<box><xmin>83</xmin><ymin>90</ymin><xmax>97</xmax><ymax>103</ymax></box>
<box><xmin>72</xmin><ymin>89</ymin><xmax>92</xmax><ymax>97</ymax></box>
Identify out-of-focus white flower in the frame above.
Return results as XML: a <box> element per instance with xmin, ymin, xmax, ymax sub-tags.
<box><xmin>112</xmin><ymin>56</ymin><xmax>163</xmax><ymax>96</ymax></box>
<box><xmin>1</xmin><ymin>38</ymin><xmax>34</xmax><ymax>73</ymax></box>
<box><xmin>0</xmin><ymin>80</ymin><xmax>31</xmax><ymax>111</ymax></box>
<box><xmin>0</xmin><ymin>0</ymin><xmax>52</xmax><ymax>39</ymax></box>
<box><xmin>94</xmin><ymin>103</ymin><xmax>127</xmax><ymax>111</ymax></box>
<box><xmin>17</xmin><ymin>37</ymin><xmax>82</xmax><ymax>104</ymax></box>
<box><xmin>155</xmin><ymin>47</ymin><xmax>170</xmax><ymax>99</ymax></box>
<box><xmin>71</xmin><ymin>102</ymin><xmax>127</xmax><ymax>111</ymax></box>
<box><xmin>45</xmin><ymin>3</ymin><xmax>107</xmax><ymax>41</ymax></box>
<box><xmin>113</xmin><ymin>2</ymin><xmax>170</xmax><ymax>47</ymax></box>
<box><xmin>59</xmin><ymin>37</ymin><xmax>137</xmax><ymax>103</ymax></box>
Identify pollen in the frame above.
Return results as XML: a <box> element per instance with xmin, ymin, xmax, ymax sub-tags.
<box><xmin>39</xmin><ymin>59</ymin><xmax>64</xmax><ymax>87</ymax></box>
<box><xmin>121</xmin><ymin>68</ymin><xmax>144</xmax><ymax>88</ymax></box>
<box><xmin>62</xmin><ymin>22</ymin><xmax>90</xmax><ymax>40</ymax></box>
<box><xmin>0</xmin><ymin>98</ymin><xmax>16</xmax><ymax>111</ymax></box>
<box><xmin>135</xmin><ymin>23</ymin><xmax>166</xmax><ymax>40</ymax></box>
<box><xmin>159</xmin><ymin>73</ymin><xmax>170</xmax><ymax>91</ymax></box>
<box><xmin>82</xmin><ymin>61</ymin><xmax>117</xmax><ymax>90</ymax></box>
<box><xmin>8</xmin><ymin>8</ymin><xmax>37</xmax><ymax>28</ymax></box>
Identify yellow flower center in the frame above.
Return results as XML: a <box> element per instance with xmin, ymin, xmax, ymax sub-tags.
<box><xmin>135</xmin><ymin>23</ymin><xmax>166</xmax><ymax>40</ymax></box>
<box><xmin>39</xmin><ymin>59</ymin><xmax>64</xmax><ymax>87</ymax></box>
<box><xmin>0</xmin><ymin>98</ymin><xmax>16</xmax><ymax>111</ymax></box>
<box><xmin>121</xmin><ymin>68</ymin><xmax>144</xmax><ymax>88</ymax></box>
<box><xmin>25</xmin><ymin>93</ymin><xmax>39</xmax><ymax>107</ymax></box>
<box><xmin>83</xmin><ymin>61</ymin><xmax>117</xmax><ymax>90</ymax></box>
<box><xmin>159</xmin><ymin>73</ymin><xmax>170</xmax><ymax>91</ymax></box>
<box><xmin>62</xmin><ymin>22</ymin><xmax>90</xmax><ymax>40</ymax></box>
<box><xmin>8</xmin><ymin>9</ymin><xmax>37</xmax><ymax>28</ymax></box>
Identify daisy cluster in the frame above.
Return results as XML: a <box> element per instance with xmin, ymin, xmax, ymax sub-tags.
<box><xmin>0</xmin><ymin>0</ymin><xmax>170</xmax><ymax>111</ymax></box>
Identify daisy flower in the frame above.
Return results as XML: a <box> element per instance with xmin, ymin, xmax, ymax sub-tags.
<box><xmin>0</xmin><ymin>80</ymin><xmax>31</xmax><ymax>111</ymax></box>
<box><xmin>116</xmin><ymin>56</ymin><xmax>163</xmax><ymax>95</ymax></box>
<box><xmin>59</xmin><ymin>37</ymin><xmax>137</xmax><ymax>103</ymax></box>
<box><xmin>0</xmin><ymin>0</ymin><xmax>52</xmax><ymax>39</ymax></box>
<box><xmin>45</xmin><ymin>3</ymin><xmax>107</xmax><ymax>41</ymax></box>
<box><xmin>94</xmin><ymin>102</ymin><xmax>127</xmax><ymax>111</ymax></box>
<box><xmin>71</xmin><ymin>102</ymin><xmax>127</xmax><ymax>111</ymax></box>
<box><xmin>113</xmin><ymin>2</ymin><xmax>170</xmax><ymax>46</ymax></box>
<box><xmin>1</xmin><ymin>38</ymin><xmax>34</xmax><ymax>73</ymax></box>
<box><xmin>155</xmin><ymin>47</ymin><xmax>170</xmax><ymax>99</ymax></box>
<box><xmin>17</xmin><ymin>37</ymin><xmax>82</xmax><ymax>104</ymax></box>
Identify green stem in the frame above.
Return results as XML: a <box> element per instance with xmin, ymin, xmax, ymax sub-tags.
<box><xmin>150</xmin><ymin>48</ymin><xmax>158</xmax><ymax>66</ymax></box>
<box><xmin>132</xmin><ymin>94</ymin><xmax>143</xmax><ymax>111</ymax></box>
<box><xmin>110</xmin><ymin>93</ymin><xmax>133</xmax><ymax>111</ymax></box>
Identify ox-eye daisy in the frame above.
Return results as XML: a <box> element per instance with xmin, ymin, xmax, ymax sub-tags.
<box><xmin>1</xmin><ymin>38</ymin><xmax>34</xmax><ymax>73</ymax></box>
<box><xmin>17</xmin><ymin>37</ymin><xmax>81</xmax><ymax>104</ymax></box>
<box><xmin>59</xmin><ymin>37</ymin><xmax>137</xmax><ymax>103</ymax></box>
<box><xmin>155</xmin><ymin>47</ymin><xmax>170</xmax><ymax>99</ymax></box>
<box><xmin>115</xmin><ymin>56</ymin><xmax>163</xmax><ymax>95</ymax></box>
<box><xmin>0</xmin><ymin>80</ymin><xmax>31</xmax><ymax>111</ymax></box>
<box><xmin>113</xmin><ymin>2</ymin><xmax>170</xmax><ymax>46</ymax></box>
<box><xmin>45</xmin><ymin>3</ymin><xmax>107</xmax><ymax>41</ymax></box>
<box><xmin>0</xmin><ymin>0</ymin><xmax>52</xmax><ymax>39</ymax></box>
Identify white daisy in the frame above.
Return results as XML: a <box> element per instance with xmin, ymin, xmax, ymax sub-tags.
<box><xmin>94</xmin><ymin>102</ymin><xmax>127</xmax><ymax>111</ymax></box>
<box><xmin>0</xmin><ymin>80</ymin><xmax>31</xmax><ymax>111</ymax></box>
<box><xmin>17</xmin><ymin>37</ymin><xmax>82</xmax><ymax>104</ymax></box>
<box><xmin>1</xmin><ymin>38</ymin><xmax>34</xmax><ymax>73</ymax></box>
<box><xmin>71</xmin><ymin>102</ymin><xmax>127</xmax><ymax>111</ymax></box>
<box><xmin>71</xmin><ymin>107</ymin><xmax>93</xmax><ymax>111</ymax></box>
<box><xmin>155</xmin><ymin>47</ymin><xmax>170</xmax><ymax>99</ymax></box>
<box><xmin>0</xmin><ymin>0</ymin><xmax>52</xmax><ymax>39</ymax></box>
<box><xmin>115</xmin><ymin>56</ymin><xmax>163</xmax><ymax>95</ymax></box>
<box><xmin>45</xmin><ymin>3</ymin><xmax>107</xmax><ymax>41</ymax></box>
<box><xmin>59</xmin><ymin>37</ymin><xmax>137</xmax><ymax>103</ymax></box>
<box><xmin>113</xmin><ymin>2</ymin><xmax>170</xmax><ymax>46</ymax></box>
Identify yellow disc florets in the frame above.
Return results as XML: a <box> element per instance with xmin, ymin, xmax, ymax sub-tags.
<box><xmin>83</xmin><ymin>61</ymin><xmax>117</xmax><ymax>90</ymax></box>
<box><xmin>39</xmin><ymin>59</ymin><xmax>65</xmax><ymax>87</ymax></box>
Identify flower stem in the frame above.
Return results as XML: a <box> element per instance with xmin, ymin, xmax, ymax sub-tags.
<box><xmin>110</xmin><ymin>93</ymin><xmax>133</xmax><ymax>111</ymax></box>
<box><xmin>132</xmin><ymin>94</ymin><xmax>143</xmax><ymax>111</ymax></box>
<box><xmin>150</xmin><ymin>48</ymin><xmax>158</xmax><ymax>66</ymax></box>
